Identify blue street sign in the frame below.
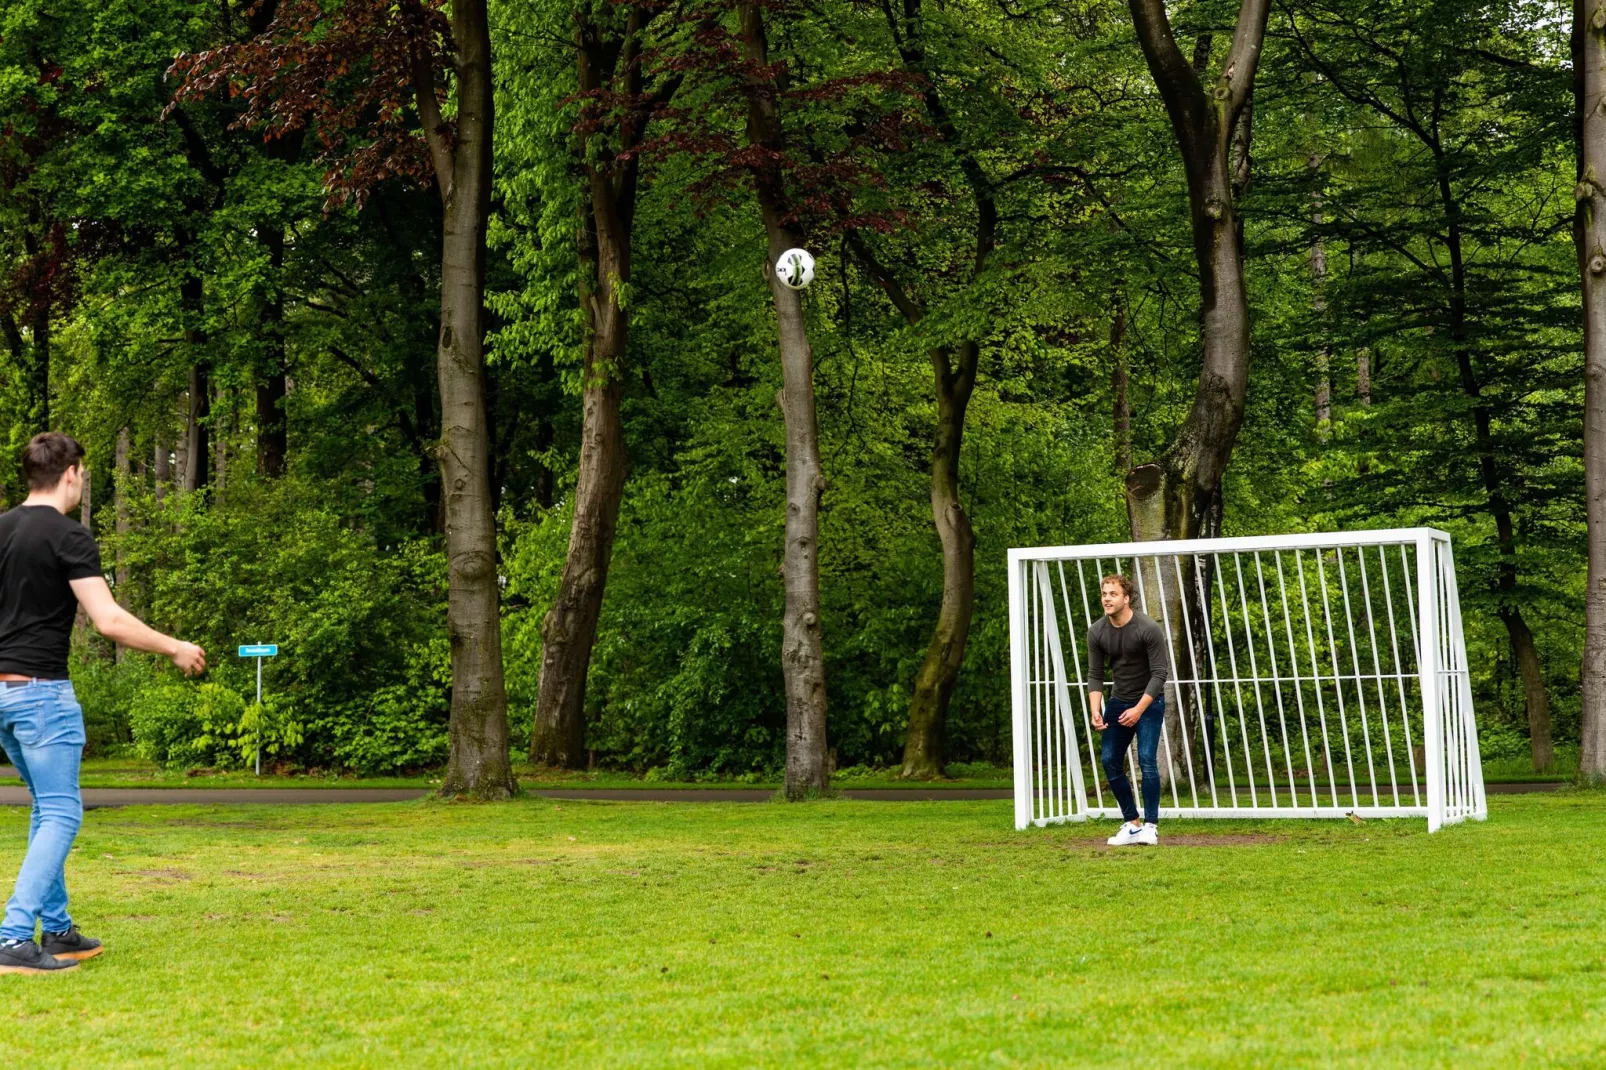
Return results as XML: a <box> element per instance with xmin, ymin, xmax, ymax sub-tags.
<box><xmin>238</xmin><ymin>644</ymin><xmax>279</xmax><ymax>658</ymax></box>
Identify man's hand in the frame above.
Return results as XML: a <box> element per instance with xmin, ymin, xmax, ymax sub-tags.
<box><xmin>171</xmin><ymin>642</ymin><xmax>207</xmax><ymax>677</ymax></box>
<box><xmin>1089</xmin><ymin>693</ymin><xmax>1105</xmax><ymax>731</ymax></box>
<box><xmin>1118</xmin><ymin>699</ymin><xmax>1150</xmax><ymax>728</ymax></box>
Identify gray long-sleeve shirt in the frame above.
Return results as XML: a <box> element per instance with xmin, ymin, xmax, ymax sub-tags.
<box><xmin>1086</xmin><ymin>611</ymin><xmax>1169</xmax><ymax>702</ymax></box>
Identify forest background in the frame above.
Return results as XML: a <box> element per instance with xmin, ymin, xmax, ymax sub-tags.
<box><xmin>0</xmin><ymin>0</ymin><xmax>1587</xmax><ymax>784</ymax></box>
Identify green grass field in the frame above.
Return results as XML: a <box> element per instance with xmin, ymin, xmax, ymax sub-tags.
<box><xmin>0</xmin><ymin>755</ymin><xmax>1565</xmax><ymax>792</ymax></box>
<box><xmin>0</xmin><ymin>757</ymin><xmax>1018</xmax><ymax>792</ymax></box>
<box><xmin>2</xmin><ymin>792</ymin><xmax>1602</xmax><ymax>1067</ymax></box>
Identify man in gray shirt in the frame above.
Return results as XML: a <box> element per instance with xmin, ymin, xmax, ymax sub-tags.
<box><xmin>1087</xmin><ymin>573</ymin><xmax>1168</xmax><ymax>846</ymax></box>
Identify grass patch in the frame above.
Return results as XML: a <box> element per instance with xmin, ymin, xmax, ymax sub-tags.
<box><xmin>4</xmin><ymin>756</ymin><xmax>1556</xmax><ymax>792</ymax></box>
<box><xmin>1</xmin><ymin>759</ymin><xmax>1016</xmax><ymax>792</ymax></box>
<box><xmin>1</xmin><ymin>793</ymin><xmax>1602</xmax><ymax>1066</ymax></box>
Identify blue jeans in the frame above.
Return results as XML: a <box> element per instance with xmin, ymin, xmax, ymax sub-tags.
<box><xmin>0</xmin><ymin>681</ymin><xmax>83</xmax><ymax>941</ymax></box>
<box><xmin>1100</xmin><ymin>695</ymin><xmax>1163</xmax><ymax>825</ymax></box>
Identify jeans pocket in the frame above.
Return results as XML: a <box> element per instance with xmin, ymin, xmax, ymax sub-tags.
<box><xmin>13</xmin><ymin>685</ymin><xmax>86</xmax><ymax>749</ymax></box>
<box><xmin>5</xmin><ymin>690</ymin><xmax>48</xmax><ymax>748</ymax></box>
<box><xmin>44</xmin><ymin>685</ymin><xmax>86</xmax><ymax>749</ymax></box>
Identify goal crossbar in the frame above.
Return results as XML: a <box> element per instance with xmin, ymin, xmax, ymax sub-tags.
<box><xmin>1008</xmin><ymin>528</ymin><xmax>1485</xmax><ymax>832</ymax></box>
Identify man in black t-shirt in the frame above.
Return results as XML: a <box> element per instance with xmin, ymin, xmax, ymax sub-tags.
<box><xmin>0</xmin><ymin>433</ymin><xmax>205</xmax><ymax>975</ymax></box>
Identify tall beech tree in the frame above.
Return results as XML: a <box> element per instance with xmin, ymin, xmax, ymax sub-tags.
<box><xmin>530</xmin><ymin>2</ymin><xmax>680</xmax><ymax>769</ymax></box>
<box><xmin>173</xmin><ymin>0</ymin><xmax>515</xmax><ymax>797</ymax></box>
<box><xmin>1122</xmin><ymin>0</ymin><xmax>1269</xmax><ymax>785</ymax></box>
<box><xmin>738</xmin><ymin>1</ymin><xmax>830</xmax><ymax>798</ymax></box>
<box><xmin>1577</xmin><ymin>0</ymin><xmax>1606</xmax><ymax>782</ymax></box>
<box><xmin>850</xmin><ymin>0</ymin><xmax>993</xmax><ymax>779</ymax></box>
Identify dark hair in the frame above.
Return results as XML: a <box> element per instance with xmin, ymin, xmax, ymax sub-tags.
<box><xmin>1100</xmin><ymin>573</ymin><xmax>1134</xmax><ymax>599</ymax></box>
<box><xmin>22</xmin><ymin>432</ymin><xmax>86</xmax><ymax>491</ymax></box>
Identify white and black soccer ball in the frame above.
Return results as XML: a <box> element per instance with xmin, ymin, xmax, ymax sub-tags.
<box><xmin>776</xmin><ymin>248</ymin><xmax>815</xmax><ymax>290</ymax></box>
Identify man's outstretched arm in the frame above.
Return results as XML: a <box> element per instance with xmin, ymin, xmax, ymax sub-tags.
<box><xmin>69</xmin><ymin>576</ymin><xmax>206</xmax><ymax>676</ymax></box>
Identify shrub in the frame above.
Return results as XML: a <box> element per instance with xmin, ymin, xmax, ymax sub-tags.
<box><xmin>104</xmin><ymin>478</ymin><xmax>449</xmax><ymax>774</ymax></box>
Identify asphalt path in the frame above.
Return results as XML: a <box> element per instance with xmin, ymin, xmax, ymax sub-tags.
<box><xmin>0</xmin><ymin>781</ymin><xmax>1562</xmax><ymax>807</ymax></box>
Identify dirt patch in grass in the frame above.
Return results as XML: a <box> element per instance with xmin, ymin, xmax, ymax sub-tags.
<box><xmin>1081</xmin><ymin>834</ymin><xmax>1288</xmax><ymax>848</ymax></box>
<box><xmin>1160</xmin><ymin>834</ymin><xmax>1287</xmax><ymax>847</ymax></box>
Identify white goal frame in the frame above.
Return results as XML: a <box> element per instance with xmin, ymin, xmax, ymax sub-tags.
<box><xmin>1009</xmin><ymin>529</ymin><xmax>1485</xmax><ymax>832</ymax></box>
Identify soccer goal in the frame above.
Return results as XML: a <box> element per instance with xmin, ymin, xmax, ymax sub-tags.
<box><xmin>1009</xmin><ymin>529</ymin><xmax>1485</xmax><ymax>832</ymax></box>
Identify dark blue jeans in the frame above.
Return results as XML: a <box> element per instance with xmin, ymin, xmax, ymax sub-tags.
<box><xmin>1100</xmin><ymin>695</ymin><xmax>1163</xmax><ymax>825</ymax></box>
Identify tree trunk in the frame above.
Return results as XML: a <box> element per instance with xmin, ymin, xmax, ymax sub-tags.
<box><xmin>871</xmin><ymin>0</ymin><xmax>990</xmax><ymax>779</ymax></box>
<box><xmin>1112</xmin><ymin>302</ymin><xmax>1132</xmax><ymax>474</ymax></box>
<box><xmin>530</xmin><ymin>7</ymin><xmax>666</xmax><ymax>768</ymax></box>
<box><xmin>256</xmin><ymin>224</ymin><xmax>289</xmax><ymax>479</ymax></box>
<box><xmin>1124</xmin><ymin>0</ymin><xmax>1268</xmax><ymax>544</ymax></box>
<box><xmin>1310</xmin><ymin>155</ymin><xmax>1331</xmax><ymax>442</ymax></box>
<box><xmin>1433</xmin><ymin>153</ymin><xmax>1553</xmax><ymax>775</ymax></box>
<box><xmin>1126</xmin><ymin>0</ymin><xmax>1267</xmax><ymax>789</ymax></box>
<box><xmin>902</xmin><ymin>343</ymin><xmax>979</xmax><ymax>778</ymax></box>
<box><xmin>531</xmin><ymin>209</ymin><xmax>629</xmax><ymax>767</ymax></box>
<box><xmin>153</xmin><ymin>437</ymin><xmax>171</xmax><ymax>501</ymax></box>
<box><xmin>1575</xmin><ymin>0</ymin><xmax>1606</xmax><ymax>782</ymax></box>
<box><xmin>741</xmin><ymin>2</ymin><xmax>829</xmax><ymax>798</ymax></box>
<box><xmin>181</xmin><ymin>272</ymin><xmax>210</xmax><ymax>494</ymax></box>
<box><xmin>184</xmin><ymin>362</ymin><xmax>210</xmax><ymax>493</ymax></box>
<box><xmin>114</xmin><ymin>428</ymin><xmax>131</xmax><ymax>662</ymax></box>
<box><xmin>27</xmin><ymin>305</ymin><xmax>49</xmax><ymax>435</ymax></box>
<box><xmin>1500</xmin><ymin>609</ymin><xmax>1554</xmax><ymax>770</ymax></box>
<box><xmin>427</xmin><ymin>0</ymin><xmax>514</xmax><ymax>799</ymax></box>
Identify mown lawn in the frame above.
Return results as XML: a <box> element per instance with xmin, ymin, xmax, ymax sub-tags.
<box><xmin>1</xmin><ymin>755</ymin><xmax>1558</xmax><ymax>791</ymax></box>
<box><xmin>2</xmin><ymin>757</ymin><xmax>1017</xmax><ymax>791</ymax></box>
<box><xmin>1</xmin><ymin>792</ymin><xmax>1601</xmax><ymax>1067</ymax></box>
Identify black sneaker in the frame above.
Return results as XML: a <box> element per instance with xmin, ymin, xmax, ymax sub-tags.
<box><xmin>0</xmin><ymin>939</ymin><xmax>78</xmax><ymax>974</ymax></box>
<box><xmin>41</xmin><ymin>927</ymin><xmax>102</xmax><ymax>962</ymax></box>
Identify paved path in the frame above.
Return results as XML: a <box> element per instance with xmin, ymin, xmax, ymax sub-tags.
<box><xmin>0</xmin><ymin>782</ymin><xmax>1561</xmax><ymax>808</ymax></box>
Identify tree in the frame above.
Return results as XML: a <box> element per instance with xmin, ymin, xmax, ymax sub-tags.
<box><xmin>530</xmin><ymin>1</ymin><xmax>681</xmax><ymax>769</ymax></box>
<box><xmin>1279</xmin><ymin>0</ymin><xmax>1573</xmax><ymax>771</ymax></box>
<box><xmin>1123</xmin><ymin>0</ymin><xmax>1270</xmax><ymax>543</ymax></box>
<box><xmin>1577</xmin><ymin>0</ymin><xmax>1606</xmax><ymax>782</ymax></box>
<box><xmin>172</xmin><ymin>0</ymin><xmax>515</xmax><ymax>797</ymax></box>
<box><xmin>736</xmin><ymin>1</ymin><xmax>831</xmax><ymax>797</ymax></box>
<box><xmin>847</xmin><ymin>0</ymin><xmax>995</xmax><ymax>779</ymax></box>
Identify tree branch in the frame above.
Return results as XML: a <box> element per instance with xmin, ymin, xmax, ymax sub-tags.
<box><xmin>401</xmin><ymin>0</ymin><xmax>455</xmax><ymax>197</ymax></box>
<box><xmin>1128</xmin><ymin>0</ymin><xmax>1211</xmax><ymax>158</ymax></box>
<box><xmin>1222</xmin><ymin>0</ymin><xmax>1271</xmax><ymax>115</ymax></box>
<box><xmin>845</xmin><ymin>230</ymin><xmax>922</xmax><ymax>325</ymax></box>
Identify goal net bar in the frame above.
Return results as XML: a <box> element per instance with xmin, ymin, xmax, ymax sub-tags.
<box><xmin>1008</xmin><ymin>529</ymin><xmax>1485</xmax><ymax>832</ymax></box>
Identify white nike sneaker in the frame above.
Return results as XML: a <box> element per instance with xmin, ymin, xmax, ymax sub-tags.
<box><xmin>1106</xmin><ymin>822</ymin><xmax>1145</xmax><ymax>846</ymax></box>
<box><xmin>1136</xmin><ymin>823</ymin><xmax>1158</xmax><ymax>846</ymax></box>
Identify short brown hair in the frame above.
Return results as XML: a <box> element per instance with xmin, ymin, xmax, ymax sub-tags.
<box><xmin>1100</xmin><ymin>573</ymin><xmax>1134</xmax><ymax>599</ymax></box>
<box><xmin>22</xmin><ymin>432</ymin><xmax>86</xmax><ymax>491</ymax></box>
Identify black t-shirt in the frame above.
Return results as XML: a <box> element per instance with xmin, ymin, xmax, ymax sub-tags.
<box><xmin>0</xmin><ymin>505</ymin><xmax>102</xmax><ymax>679</ymax></box>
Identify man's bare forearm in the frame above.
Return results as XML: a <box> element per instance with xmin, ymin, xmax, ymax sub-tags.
<box><xmin>98</xmin><ymin>608</ymin><xmax>181</xmax><ymax>658</ymax></box>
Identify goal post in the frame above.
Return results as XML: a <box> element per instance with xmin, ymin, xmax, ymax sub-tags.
<box><xmin>1008</xmin><ymin>529</ymin><xmax>1485</xmax><ymax>832</ymax></box>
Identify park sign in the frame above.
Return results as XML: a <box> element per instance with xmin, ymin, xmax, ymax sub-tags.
<box><xmin>238</xmin><ymin>644</ymin><xmax>279</xmax><ymax>774</ymax></box>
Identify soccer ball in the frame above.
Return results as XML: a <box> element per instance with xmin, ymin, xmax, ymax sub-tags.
<box><xmin>776</xmin><ymin>248</ymin><xmax>815</xmax><ymax>290</ymax></box>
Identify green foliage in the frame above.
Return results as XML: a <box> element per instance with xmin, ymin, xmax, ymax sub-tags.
<box><xmin>1</xmin><ymin>0</ymin><xmax>1591</xmax><ymax>779</ymax></box>
<box><xmin>130</xmin><ymin>681</ymin><xmax>303</xmax><ymax>770</ymax></box>
<box><xmin>131</xmin><ymin>682</ymin><xmax>241</xmax><ymax>768</ymax></box>
<box><xmin>102</xmin><ymin>478</ymin><xmax>449</xmax><ymax>774</ymax></box>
